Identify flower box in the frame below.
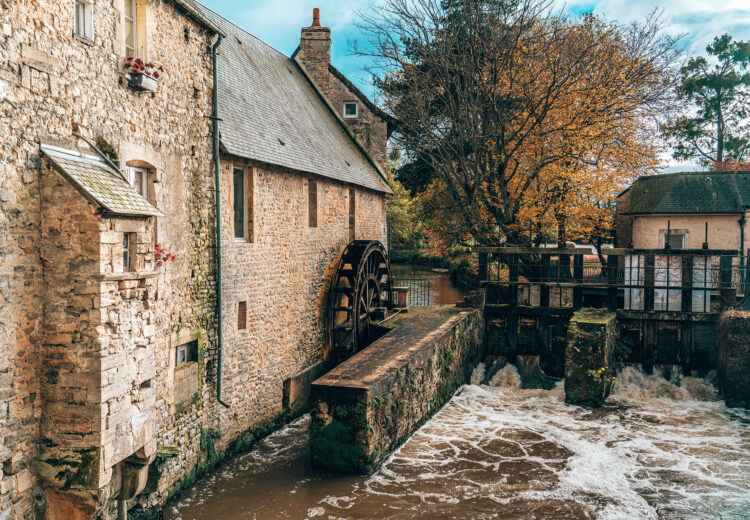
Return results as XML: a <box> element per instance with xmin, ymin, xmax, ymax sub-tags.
<box><xmin>123</xmin><ymin>57</ymin><xmax>164</xmax><ymax>94</ymax></box>
<box><xmin>127</xmin><ymin>72</ymin><xmax>158</xmax><ymax>93</ymax></box>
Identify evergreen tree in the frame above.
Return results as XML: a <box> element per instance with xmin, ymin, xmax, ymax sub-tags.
<box><xmin>666</xmin><ymin>34</ymin><xmax>750</xmax><ymax>166</ymax></box>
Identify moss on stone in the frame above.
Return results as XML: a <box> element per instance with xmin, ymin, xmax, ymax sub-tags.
<box><xmin>310</xmin><ymin>421</ymin><xmax>366</xmax><ymax>473</ymax></box>
<box><xmin>564</xmin><ymin>309</ymin><xmax>617</xmax><ymax>408</ymax></box>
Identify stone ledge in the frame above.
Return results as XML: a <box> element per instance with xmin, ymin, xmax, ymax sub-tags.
<box><xmin>100</xmin><ymin>270</ymin><xmax>159</xmax><ymax>282</ymax></box>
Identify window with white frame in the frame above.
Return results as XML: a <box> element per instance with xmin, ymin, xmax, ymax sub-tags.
<box><xmin>127</xmin><ymin>166</ymin><xmax>148</xmax><ymax>198</ymax></box>
<box><xmin>344</xmin><ymin>102</ymin><xmax>358</xmax><ymax>118</ymax></box>
<box><xmin>124</xmin><ymin>0</ymin><xmax>136</xmax><ymax>56</ymax></box>
<box><xmin>74</xmin><ymin>0</ymin><xmax>94</xmax><ymax>41</ymax></box>
<box><xmin>660</xmin><ymin>229</ymin><xmax>688</xmax><ymax>249</ymax></box>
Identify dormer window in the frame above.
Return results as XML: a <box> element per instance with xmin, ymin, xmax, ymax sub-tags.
<box><xmin>74</xmin><ymin>0</ymin><xmax>94</xmax><ymax>42</ymax></box>
<box><xmin>344</xmin><ymin>102</ymin><xmax>358</xmax><ymax>119</ymax></box>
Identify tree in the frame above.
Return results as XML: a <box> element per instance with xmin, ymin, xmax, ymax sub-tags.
<box><xmin>357</xmin><ymin>0</ymin><xmax>678</xmax><ymax>254</ymax></box>
<box><xmin>665</xmin><ymin>34</ymin><xmax>750</xmax><ymax>165</ymax></box>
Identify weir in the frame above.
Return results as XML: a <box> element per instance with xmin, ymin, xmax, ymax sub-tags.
<box><xmin>476</xmin><ymin>246</ymin><xmax>750</xmax><ymax>407</ymax></box>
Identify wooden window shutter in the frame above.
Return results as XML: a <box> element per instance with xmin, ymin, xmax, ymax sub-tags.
<box><xmin>309</xmin><ymin>179</ymin><xmax>317</xmax><ymax>228</ymax></box>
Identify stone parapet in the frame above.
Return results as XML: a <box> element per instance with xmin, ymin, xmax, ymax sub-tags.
<box><xmin>310</xmin><ymin>307</ymin><xmax>483</xmax><ymax>474</ymax></box>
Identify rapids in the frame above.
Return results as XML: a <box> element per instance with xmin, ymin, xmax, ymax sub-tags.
<box><xmin>167</xmin><ymin>365</ymin><xmax>750</xmax><ymax>520</ymax></box>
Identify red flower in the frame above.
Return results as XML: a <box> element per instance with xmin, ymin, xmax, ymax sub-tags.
<box><xmin>156</xmin><ymin>261</ymin><xmax>163</xmax><ymax>268</ymax></box>
<box><xmin>126</xmin><ymin>56</ymin><xmax>134</xmax><ymax>61</ymax></box>
<box><xmin>135</xmin><ymin>58</ymin><xmax>144</xmax><ymax>66</ymax></box>
<box><xmin>158</xmin><ymin>65</ymin><xmax>164</xmax><ymax>72</ymax></box>
<box><xmin>170</xmin><ymin>254</ymin><xmax>176</xmax><ymax>261</ymax></box>
<box><xmin>153</xmin><ymin>71</ymin><xmax>160</xmax><ymax>79</ymax></box>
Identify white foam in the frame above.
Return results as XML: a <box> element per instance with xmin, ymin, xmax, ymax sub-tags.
<box><xmin>167</xmin><ymin>367</ymin><xmax>750</xmax><ymax>520</ymax></box>
<box><xmin>470</xmin><ymin>362</ymin><xmax>485</xmax><ymax>385</ymax></box>
<box><xmin>488</xmin><ymin>363</ymin><xmax>521</xmax><ymax>388</ymax></box>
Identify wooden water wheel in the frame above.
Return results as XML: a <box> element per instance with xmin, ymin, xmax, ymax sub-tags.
<box><xmin>329</xmin><ymin>240</ymin><xmax>393</xmax><ymax>363</ymax></box>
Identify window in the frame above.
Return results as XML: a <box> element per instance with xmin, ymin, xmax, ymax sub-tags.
<box><xmin>238</xmin><ymin>301</ymin><xmax>247</xmax><ymax>329</ymax></box>
<box><xmin>348</xmin><ymin>188</ymin><xmax>356</xmax><ymax>242</ymax></box>
<box><xmin>175</xmin><ymin>340</ymin><xmax>198</xmax><ymax>367</ymax></box>
<box><xmin>127</xmin><ymin>166</ymin><xmax>148</xmax><ymax>198</ymax></box>
<box><xmin>308</xmin><ymin>179</ymin><xmax>318</xmax><ymax>228</ymax></box>
<box><xmin>124</xmin><ymin>0</ymin><xmax>136</xmax><ymax>56</ymax></box>
<box><xmin>233</xmin><ymin>168</ymin><xmax>245</xmax><ymax>239</ymax></box>
<box><xmin>122</xmin><ymin>233</ymin><xmax>133</xmax><ymax>271</ymax></box>
<box><xmin>124</xmin><ymin>0</ymin><xmax>147</xmax><ymax>59</ymax></box>
<box><xmin>344</xmin><ymin>102</ymin><xmax>358</xmax><ymax>118</ymax></box>
<box><xmin>660</xmin><ymin>229</ymin><xmax>688</xmax><ymax>249</ymax></box>
<box><xmin>74</xmin><ymin>0</ymin><xmax>93</xmax><ymax>41</ymax></box>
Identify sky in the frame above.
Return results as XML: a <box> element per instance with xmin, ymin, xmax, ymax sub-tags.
<box><xmin>200</xmin><ymin>0</ymin><xmax>750</xmax><ymax>169</ymax></box>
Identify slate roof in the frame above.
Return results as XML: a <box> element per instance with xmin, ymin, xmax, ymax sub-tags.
<box><xmin>192</xmin><ymin>3</ymin><xmax>390</xmax><ymax>194</ymax></box>
<box><xmin>170</xmin><ymin>0</ymin><xmax>223</xmax><ymax>36</ymax></box>
<box><xmin>622</xmin><ymin>171</ymin><xmax>750</xmax><ymax>215</ymax></box>
<box><xmin>40</xmin><ymin>144</ymin><xmax>164</xmax><ymax>217</ymax></box>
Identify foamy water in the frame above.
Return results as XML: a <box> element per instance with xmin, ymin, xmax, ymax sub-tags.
<box><xmin>167</xmin><ymin>366</ymin><xmax>750</xmax><ymax>520</ymax></box>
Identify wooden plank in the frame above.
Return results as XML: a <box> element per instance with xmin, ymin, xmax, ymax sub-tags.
<box><xmin>573</xmin><ymin>255</ymin><xmax>584</xmax><ymax>308</ymax></box>
<box><xmin>644</xmin><ymin>254</ymin><xmax>655</xmax><ymax>311</ymax></box>
<box><xmin>471</xmin><ymin>246</ymin><xmax>593</xmax><ymax>255</ymax></box>
<box><xmin>606</xmin><ymin>254</ymin><xmax>618</xmax><ymax>311</ymax></box>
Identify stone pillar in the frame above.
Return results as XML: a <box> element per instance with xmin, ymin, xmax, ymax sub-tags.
<box><xmin>717</xmin><ymin>310</ymin><xmax>750</xmax><ymax>408</ymax></box>
<box><xmin>564</xmin><ymin>309</ymin><xmax>617</xmax><ymax>407</ymax></box>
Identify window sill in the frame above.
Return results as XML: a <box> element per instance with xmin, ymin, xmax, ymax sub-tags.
<box><xmin>73</xmin><ymin>33</ymin><xmax>94</xmax><ymax>46</ymax></box>
<box><xmin>101</xmin><ymin>270</ymin><xmax>159</xmax><ymax>281</ymax></box>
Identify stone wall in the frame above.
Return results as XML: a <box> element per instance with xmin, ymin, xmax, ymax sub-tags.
<box><xmin>717</xmin><ymin>310</ymin><xmax>750</xmax><ymax>408</ymax></box>
<box><xmin>217</xmin><ymin>155</ymin><xmax>388</xmax><ymax>443</ymax></box>
<box><xmin>0</xmin><ymin>0</ymin><xmax>217</xmax><ymax>518</ymax></box>
<box><xmin>310</xmin><ymin>307</ymin><xmax>483</xmax><ymax>474</ymax></box>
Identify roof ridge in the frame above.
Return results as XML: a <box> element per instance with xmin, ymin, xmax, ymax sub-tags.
<box><xmin>637</xmin><ymin>170</ymin><xmax>750</xmax><ymax>181</ymax></box>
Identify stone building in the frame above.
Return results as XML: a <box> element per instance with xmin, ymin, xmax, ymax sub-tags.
<box><xmin>0</xmin><ymin>1</ymin><xmax>390</xmax><ymax>519</ymax></box>
<box><xmin>616</xmin><ymin>171</ymin><xmax>750</xmax><ymax>253</ymax></box>
<box><xmin>193</xmin><ymin>4</ymin><xmax>392</xmax><ymax>443</ymax></box>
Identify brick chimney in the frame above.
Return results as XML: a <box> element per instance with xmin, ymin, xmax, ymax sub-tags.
<box><xmin>297</xmin><ymin>8</ymin><xmax>331</xmax><ymax>93</ymax></box>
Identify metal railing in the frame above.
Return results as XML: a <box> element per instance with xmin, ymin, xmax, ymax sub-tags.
<box><xmin>473</xmin><ymin>247</ymin><xmax>747</xmax><ymax>314</ymax></box>
<box><xmin>393</xmin><ymin>278</ymin><xmax>431</xmax><ymax>307</ymax></box>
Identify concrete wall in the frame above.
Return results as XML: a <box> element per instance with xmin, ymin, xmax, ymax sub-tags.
<box><xmin>217</xmin><ymin>155</ymin><xmax>387</xmax><ymax>442</ymax></box>
<box><xmin>629</xmin><ymin>213</ymin><xmax>750</xmax><ymax>251</ymax></box>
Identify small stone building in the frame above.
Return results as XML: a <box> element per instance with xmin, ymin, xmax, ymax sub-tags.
<box><xmin>1</xmin><ymin>1</ymin><xmax>390</xmax><ymax>520</ymax></box>
<box><xmin>616</xmin><ymin>171</ymin><xmax>750</xmax><ymax>253</ymax></box>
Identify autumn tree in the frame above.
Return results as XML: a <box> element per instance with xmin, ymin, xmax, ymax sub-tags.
<box><xmin>665</xmin><ymin>34</ymin><xmax>750</xmax><ymax>166</ymax></box>
<box><xmin>356</xmin><ymin>0</ymin><xmax>678</xmax><ymax>255</ymax></box>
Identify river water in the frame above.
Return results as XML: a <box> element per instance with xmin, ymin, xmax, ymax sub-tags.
<box><xmin>167</xmin><ymin>366</ymin><xmax>750</xmax><ymax>520</ymax></box>
<box><xmin>390</xmin><ymin>264</ymin><xmax>469</xmax><ymax>306</ymax></box>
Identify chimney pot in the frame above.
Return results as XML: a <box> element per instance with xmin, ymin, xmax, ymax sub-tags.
<box><xmin>312</xmin><ymin>8</ymin><xmax>321</xmax><ymax>27</ymax></box>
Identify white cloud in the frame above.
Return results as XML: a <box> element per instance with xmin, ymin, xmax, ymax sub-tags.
<box><xmin>562</xmin><ymin>0</ymin><xmax>750</xmax><ymax>55</ymax></box>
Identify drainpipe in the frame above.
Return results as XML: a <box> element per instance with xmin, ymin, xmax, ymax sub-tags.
<box><xmin>212</xmin><ymin>34</ymin><xmax>230</xmax><ymax>408</ymax></box>
<box><xmin>740</xmin><ymin>212</ymin><xmax>746</xmax><ymax>295</ymax></box>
